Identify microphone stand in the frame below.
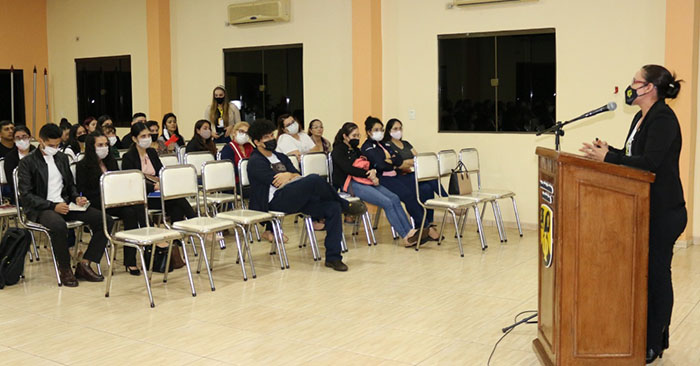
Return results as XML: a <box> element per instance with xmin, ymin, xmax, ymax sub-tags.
<box><xmin>536</xmin><ymin>112</ymin><xmax>593</xmax><ymax>152</ymax></box>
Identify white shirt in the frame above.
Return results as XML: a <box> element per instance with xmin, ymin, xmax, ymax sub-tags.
<box><xmin>44</xmin><ymin>155</ymin><xmax>65</xmax><ymax>203</ymax></box>
<box><xmin>625</xmin><ymin>120</ymin><xmax>643</xmax><ymax>157</ymax></box>
<box><xmin>266</xmin><ymin>154</ymin><xmax>281</xmax><ymax>202</ymax></box>
<box><xmin>276</xmin><ymin>132</ymin><xmax>316</xmax><ymax>155</ymax></box>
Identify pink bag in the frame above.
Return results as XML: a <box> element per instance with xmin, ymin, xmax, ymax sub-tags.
<box><xmin>343</xmin><ymin>156</ymin><xmax>374</xmax><ymax>192</ymax></box>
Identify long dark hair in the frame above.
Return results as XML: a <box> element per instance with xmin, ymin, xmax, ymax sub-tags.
<box><xmin>78</xmin><ymin>131</ymin><xmax>117</xmax><ymax>186</ymax></box>
<box><xmin>129</xmin><ymin>122</ymin><xmax>149</xmax><ymax>151</ymax></box>
<box><xmin>333</xmin><ymin>122</ymin><xmax>359</xmax><ymax>146</ymax></box>
<box><xmin>161</xmin><ymin>112</ymin><xmax>183</xmax><ymax>145</ymax></box>
<box><xmin>208</xmin><ymin>86</ymin><xmax>232</xmax><ymax>128</ymax></box>
<box><xmin>642</xmin><ymin>64</ymin><xmax>682</xmax><ymax>100</ymax></box>
<box><xmin>383</xmin><ymin>118</ymin><xmax>402</xmax><ymax>142</ymax></box>
<box><xmin>64</xmin><ymin>124</ymin><xmax>84</xmax><ymax>154</ymax></box>
<box><xmin>193</xmin><ymin>119</ymin><xmax>216</xmax><ymax>156</ymax></box>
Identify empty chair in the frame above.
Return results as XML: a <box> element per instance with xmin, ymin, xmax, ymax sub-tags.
<box><xmin>100</xmin><ymin>170</ymin><xmax>184</xmax><ymax>308</ymax></box>
<box><xmin>184</xmin><ymin>151</ymin><xmax>215</xmax><ymax>176</ymax></box>
<box><xmin>459</xmin><ymin>148</ymin><xmax>523</xmax><ymax>239</ymax></box>
<box><xmin>413</xmin><ymin>153</ymin><xmax>487</xmax><ymax>254</ymax></box>
<box><xmin>160</xmin><ymin>154</ymin><xmax>179</xmax><ymax>167</ymax></box>
<box><xmin>160</xmin><ymin>164</ymin><xmax>237</xmax><ymax>289</ymax></box>
<box><xmin>202</xmin><ymin>160</ymin><xmax>240</xmax><ymax>213</ymax></box>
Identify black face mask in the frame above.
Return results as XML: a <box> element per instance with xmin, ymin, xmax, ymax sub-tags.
<box><xmin>215</xmin><ymin>97</ymin><xmax>225</xmax><ymax>105</ymax></box>
<box><xmin>263</xmin><ymin>139</ymin><xmax>277</xmax><ymax>151</ymax></box>
<box><xmin>150</xmin><ymin>133</ymin><xmax>158</xmax><ymax>142</ymax></box>
<box><xmin>349</xmin><ymin>138</ymin><xmax>360</xmax><ymax>149</ymax></box>
<box><xmin>77</xmin><ymin>135</ymin><xmax>86</xmax><ymax>143</ymax></box>
<box><xmin>625</xmin><ymin>84</ymin><xmax>649</xmax><ymax>105</ymax></box>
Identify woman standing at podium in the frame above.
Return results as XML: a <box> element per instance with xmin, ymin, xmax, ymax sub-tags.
<box><xmin>580</xmin><ymin>65</ymin><xmax>686</xmax><ymax>363</ymax></box>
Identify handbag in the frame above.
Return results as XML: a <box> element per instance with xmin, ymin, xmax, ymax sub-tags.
<box><xmin>448</xmin><ymin>161</ymin><xmax>473</xmax><ymax>195</ymax></box>
<box><xmin>342</xmin><ymin>156</ymin><xmax>375</xmax><ymax>193</ymax></box>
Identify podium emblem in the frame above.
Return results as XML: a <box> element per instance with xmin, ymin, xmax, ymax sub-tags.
<box><xmin>540</xmin><ymin>204</ymin><xmax>553</xmax><ymax>268</ymax></box>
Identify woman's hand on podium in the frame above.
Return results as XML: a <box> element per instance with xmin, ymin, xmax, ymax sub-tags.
<box><xmin>579</xmin><ymin>140</ymin><xmax>608</xmax><ymax>162</ymax></box>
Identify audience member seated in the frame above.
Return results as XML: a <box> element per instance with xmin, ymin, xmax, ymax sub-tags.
<box><xmin>361</xmin><ymin>116</ymin><xmax>440</xmax><ymax>243</ymax></box>
<box><xmin>121</xmin><ymin>122</ymin><xmax>192</xmax><ymax>268</ymax></box>
<box><xmin>58</xmin><ymin>119</ymin><xmax>71</xmax><ymax>150</ymax></box>
<box><xmin>185</xmin><ymin>119</ymin><xmax>217</xmax><ymax>156</ymax></box>
<box><xmin>219</xmin><ymin>121</ymin><xmax>254</xmax><ymax>181</ymax></box>
<box><xmin>331</xmin><ymin>122</ymin><xmax>418</xmax><ymax>246</ymax></box>
<box><xmin>0</xmin><ymin>120</ymin><xmax>15</xmax><ymax>158</ymax></box>
<box><xmin>308</xmin><ymin>119</ymin><xmax>331</xmax><ymax>153</ymax></box>
<box><xmin>146</xmin><ymin>120</ymin><xmax>167</xmax><ymax>154</ymax></box>
<box><xmin>159</xmin><ymin>113</ymin><xmax>185</xmax><ymax>154</ymax></box>
<box><xmin>83</xmin><ymin>116</ymin><xmax>98</xmax><ymax>133</ymax></box>
<box><xmin>17</xmin><ymin>123</ymin><xmax>112</xmax><ymax>287</ymax></box>
<box><xmin>205</xmin><ymin>85</ymin><xmax>241</xmax><ymax>142</ymax></box>
<box><xmin>76</xmin><ymin>131</ymin><xmax>147</xmax><ymax>275</ymax></box>
<box><xmin>247</xmin><ymin>119</ymin><xmax>363</xmax><ymax>271</ymax></box>
<box><xmin>384</xmin><ymin>118</ymin><xmax>445</xmax><ymax>239</ymax></box>
<box><xmin>101</xmin><ymin>124</ymin><xmax>121</xmax><ymax>159</ymax></box>
<box><xmin>275</xmin><ymin>114</ymin><xmax>315</xmax><ymax>159</ymax></box>
<box><xmin>62</xmin><ymin>124</ymin><xmax>86</xmax><ymax>162</ymax></box>
<box><xmin>97</xmin><ymin>114</ymin><xmax>121</xmax><ymax>145</ymax></box>
<box><xmin>4</xmin><ymin>126</ymin><xmax>36</xmax><ymax>203</ymax></box>
<box><xmin>120</xmin><ymin>112</ymin><xmax>147</xmax><ymax>149</ymax></box>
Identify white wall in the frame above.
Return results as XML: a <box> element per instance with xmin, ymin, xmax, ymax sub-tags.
<box><xmin>170</xmin><ymin>0</ymin><xmax>353</xmax><ymax>137</ymax></box>
<box><xmin>382</xmin><ymin>0</ymin><xmax>667</xmax><ymax>226</ymax></box>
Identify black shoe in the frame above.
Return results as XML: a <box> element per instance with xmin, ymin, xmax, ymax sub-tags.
<box><xmin>125</xmin><ymin>266</ymin><xmax>141</xmax><ymax>276</ymax></box>
<box><xmin>646</xmin><ymin>348</ymin><xmax>663</xmax><ymax>364</ymax></box>
<box><xmin>325</xmin><ymin>260</ymin><xmax>348</xmax><ymax>272</ymax></box>
<box><xmin>342</xmin><ymin>201</ymin><xmax>366</xmax><ymax>217</ymax></box>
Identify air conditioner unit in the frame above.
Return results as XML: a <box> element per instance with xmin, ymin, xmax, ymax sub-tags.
<box><xmin>454</xmin><ymin>0</ymin><xmax>522</xmax><ymax>6</ymax></box>
<box><xmin>227</xmin><ymin>0</ymin><xmax>290</xmax><ymax>25</ymax></box>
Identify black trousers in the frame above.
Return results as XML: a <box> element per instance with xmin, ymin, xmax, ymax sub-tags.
<box><xmin>107</xmin><ymin>205</ymin><xmax>147</xmax><ymax>267</ymax></box>
<box><xmin>269</xmin><ymin>174</ymin><xmax>347</xmax><ymax>262</ymax></box>
<box><xmin>647</xmin><ymin>207</ymin><xmax>687</xmax><ymax>352</ymax></box>
<box><xmin>37</xmin><ymin>207</ymin><xmax>114</xmax><ymax>268</ymax></box>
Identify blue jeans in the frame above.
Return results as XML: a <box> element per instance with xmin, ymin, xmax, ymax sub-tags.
<box><xmin>379</xmin><ymin>173</ymin><xmax>428</xmax><ymax>228</ymax></box>
<box><xmin>350</xmin><ymin>180</ymin><xmax>413</xmax><ymax>238</ymax></box>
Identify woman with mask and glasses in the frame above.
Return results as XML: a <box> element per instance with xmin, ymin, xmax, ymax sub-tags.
<box><xmin>580</xmin><ymin>65</ymin><xmax>686</xmax><ymax>364</ymax></box>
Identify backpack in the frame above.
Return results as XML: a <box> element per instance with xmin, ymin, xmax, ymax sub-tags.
<box><xmin>0</xmin><ymin>228</ymin><xmax>31</xmax><ymax>289</ymax></box>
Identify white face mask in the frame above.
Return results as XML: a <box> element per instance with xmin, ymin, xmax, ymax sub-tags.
<box><xmin>43</xmin><ymin>145</ymin><xmax>59</xmax><ymax>156</ymax></box>
<box><xmin>371</xmin><ymin>131</ymin><xmax>384</xmax><ymax>142</ymax></box>
<box><xmin>138</xmin><ymin>137</ymin><xmax>152</xmax><ymax>149</ymax></box>
<box><xmin>235</xmin><ymin>132</ymin><xmax>249</xmax><ymax>145</ymax></box>
<box><xmin>286</xmin><ymin>122</ymin><xmax>299</xmax><ymax>135</ymax></box>
<box><xmin>390</xmin><ymin>131</ymin><xmax>402</xmax><ymax>140</ymax></box>
<box><xmin>108</xmin><ymin>136</ymin><xmax>118</xmax><ymax>146</ymax></box>
<box><xmin>199</xmin><ymin>129</ymin><xmax>212</xmax><ymax>140</ymax></box>
<box><xmin>15</xmin><ymin>139</ymin><xmax>30</xmax><ymax>151</ymax></box>
<box><xmin>96</xmin><ymin>146</ymin><xmax>110</xmax><ymax>160</ymax></box>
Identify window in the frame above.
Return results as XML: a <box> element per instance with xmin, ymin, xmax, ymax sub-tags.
<box><xmin>224</xmin><ymin>44</ymin><xmax>304</xmax><ymax>126</ymax></box>
<box><xmin>0</xmin><ymin>69</ymin><xmax>26</xmax><ymax>124</ymax></box>
<box><xmin>75</xmin><ymin>55</ymin><xmax>132</xmax><ymax>127</ymax></box>
<box><xmin>438</xmin><ymin>29</ymin><xmax>556</xmax><ymax>133</ymax></box>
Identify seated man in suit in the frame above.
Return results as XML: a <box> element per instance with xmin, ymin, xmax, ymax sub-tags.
<box><xmin>246</xmin><ymin>119</ymin><xmax>364</xmax><ymax>272</ymax></box>
<box><xmin>17</xmin><ymin>123</ymin><xmax>113</xmax><ymax>287</ymax></box>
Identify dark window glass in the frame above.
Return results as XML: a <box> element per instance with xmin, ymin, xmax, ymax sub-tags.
<box><xmin>0</xmin><ymin>69</ymin><xmax>26</xmax><ymax>125</ymax></box>
<box><xmin>224</xmin><ymin>44</ymin><xmax>304</xmax><ymax>125</ymax></box>
<box><xmin>439</xmin><ymin>30</ymin><xmax>556</xmax><ymax>133</ymax></box>
<box><xmin>75</xmin><ymin>56</ymin><xmax>132</xmax><ymax>127</ymax></box>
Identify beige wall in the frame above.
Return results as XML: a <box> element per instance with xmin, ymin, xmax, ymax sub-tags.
<box><xmin>694</xmin><ymin>34</ymin><xmax>700</xmax><ymax>241</ymax></box>
<box><xmin>382</xmin><ymin>0</ymin><xmax>666</xmax><ymax>226</ymax></box>
<box><xmin>47</xmin><ymin>0</ymin><xmax>149</xmax><ymax>131</ymax></box>
<box><xmin>170</xmin><ymin>0</ymin><xmax>352</xmax><ymax>138</ymax></box>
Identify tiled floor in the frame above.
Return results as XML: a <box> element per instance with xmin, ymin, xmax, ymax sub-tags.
<box><xmin>1</xmin><ymin>215</ymin><xmax>699</xmax><ymax>365</ymax></box>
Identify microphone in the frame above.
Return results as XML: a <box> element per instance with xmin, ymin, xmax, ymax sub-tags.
<box><xmin>573</xmin><ymin>101</ymin><xmax>617</xmax><ymax>122</ymax></box>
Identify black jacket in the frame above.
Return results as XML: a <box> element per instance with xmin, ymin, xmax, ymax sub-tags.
<box><xmin>76</xmin><ymin>155</ymin><xmax>119</xmax><ymax>208</ymax></box>
<box><xmin>120</xmin><ymin>133</ymin><xmax>133</xmax><ymax>149</ymax></box>
<box><xmin>17</xmin><ymin>149</ymin><xmax>80</xmax><ymax>222</ymax></box>
<box><xmin>4</xmin><ymin>145</ymin><xmax>36</xmax><ymax>199</ymax></box>
<box><xmin>246</xmin><ymin>149</ymin><xmax>299</xmax><ymax>212</ymax></box>
<box><xmin>331</xmin><ymin>141</ymin><xmax>368</xmax><ymax>191</ymax></box>
<box><xmin>361</xmin><ymin>139</ymin><xmax>402</xmax><ymax>173</ymax></box>
<box><xmin>605</xmin><ymin>100</ymin><xmax>685</xmax><ymax>216</ymax></box>
<box><xmin>121</xmin><ymin>147</ymin><xmax>163</xmax><ymax>193</ymax></box>
<box><xmin>186</xmin><ymin>136</ymin><xmax>216</xmax><ymax>156</ymax></box>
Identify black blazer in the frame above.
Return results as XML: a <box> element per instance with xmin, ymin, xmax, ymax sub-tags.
<box><xmin>4</xmin><ymin>145</ymin><xmax>36</xmax><ymax>199</ymax></box>
<box><xmin>331</xmin><ymin>141</ymin><xmax>368</xmax><ymax>191</ymax></box>
<box><xmin>120</xmin><ymin>133</ymin><xmax>134</xmax><ymax>149</ymax></box>
<box><xmin>17</xmin><ymin>149</ymin><xmax>80</xmax><ymax>222</ymax></box>
<box><xmin>246</xmin><ymin>149</ymin><xmax>299</xmax><ymax>212</ymax></box>
<box><xmin>186</xmin><ymin>136</ymin><xmax>216</xmax><ymax>155</ymax></box>
<box><xmin>76</xmin><ymin>156</ymin><xmax>119</xmax><ymax>208</ymax></box>
<box><xmin>121</xmin><ymin>147</ymin><xmax>163</xmax><ymax>193</ymax></box>
<box><xmin>605</xmin><ymin>100</ymin><xmax>685</xmax><ymax>216</ymax></box>
<box><xmin>361</xmin><ymin>139</ymin><xmax>402</xmax><ymax>173</ymax></box>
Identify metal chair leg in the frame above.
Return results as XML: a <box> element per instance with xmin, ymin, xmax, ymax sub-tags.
<box><xmin>273</xmin><ymin>219</ymin><xmax>289</xmax><ymax>268</ymax></box>
<box><xmin>415</xmin><ymin>208</ymin><xmax>429</xmax><ymax>252</ymax></box>
<box><xmin>438</xmin><ymin>212</ymin><xmax>448</xmax><ymax>246</ymax></box>
<box><xmin>511</xmin><ymin>197</ymin><xmax>523</xmax><ymax>237</ymax></box>
<box><xmin>366</xmin><ymin>212</ymin><xmax>377</xmax><ymax>245</ymax></box>
<box><xmin>180</xmin><ymin>238</ymin><xmax>197</xmax><ymax>297</ymax></box>
<box><xmin>233</xmin><ymin>227</ymin><xmax>248</xmax><ymax>281</ymax></box>
<box><xmin>360</xmin><ymin>213</ymin><xmax>372</xmax><ymax>246</ymax></box>
<box><xmin>105</xmin><ymin>241</ymin><xmax>118</xmax><ymax>298</ymax></box>
<box><xmin>449</xmin><ymin>209</ymin><xmax>465</xmax><ymax>257</ymax></box>
<box><xmin>198</xmin><ymin>233</ymin><xmax>215</xmax><ymax>291</ymax></box>
<box><xmin>270</xmin><ymin>220</ymin><xmax>285</xmax><ymax>269</ymax></box>
<box><xmin>138</xmin><ymin>245</ymin><xmax>155</xmax><ymax>307</ymax></box>
<box><xmin>29</xmin><ymin>231</ymin><xmax>40</xmax><ymax>261</ymax></box>
<box><xmin>473</xmin><ymin>205</ymin><xmax>488</xmax><ymax>250</ymax></box>
<box><xmin>493</xmin><ymin>201</ymin><xmax>507</xmax><ymax>242</ymax></box>
<box><xmin>303</xmin><ymin>217</ymin><xmax>320</xmax><ymax>261</ymax></box>
<box><xmin>240</xmin><ymin>226</ymin><xmax>256</xmax><ymax>279</ymax></box>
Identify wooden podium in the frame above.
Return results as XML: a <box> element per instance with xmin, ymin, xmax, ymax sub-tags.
<box><xmin>533</xmin><ymin>147</ymin><xmax>655</xmax><ymax>366</ymax></box>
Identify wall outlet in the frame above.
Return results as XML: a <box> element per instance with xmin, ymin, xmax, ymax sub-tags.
<box><xmin>408</xmin><ymin>109</ymin><xmax>416</xmax><ymax>120</ymax></box>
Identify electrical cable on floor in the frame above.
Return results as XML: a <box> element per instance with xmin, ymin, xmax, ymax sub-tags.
<box><xmin>487</xmin><ymin>310</ymin><xmax>538</xmax><ymax>366</ymax></box>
